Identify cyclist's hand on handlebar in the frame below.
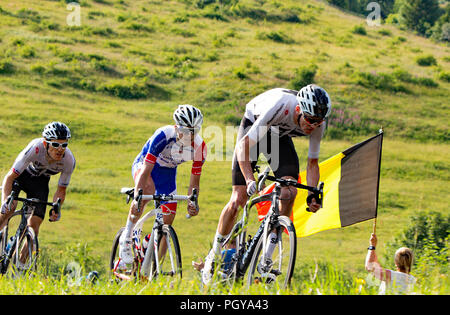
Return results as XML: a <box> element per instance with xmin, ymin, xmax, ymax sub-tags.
<box><xmin>130</xmin><ymin>199</ymin><xmax>140</xmax><ymax>213</ymax></box>
<box><xmin>187</xmin><ymin>201</ymin><xmax>199</xmax><ymax>217</ymax></box>
<box><xmin>49</xmin><ymin>207</ymin><xmax>61</xmax><ymax>222</ymax></box>
<box><xmin>306</xmin><ymin>194</ymin><xmax>321</xmax><ymax>213</ymax></box>
<box><xmin>1</xmin><ymin>196</ymin><xmax>15</xmax><ymax>214</ymax></box>
<box><xmin>246</xmin><ymin>180</ymin><xmax>257</xmax><ymax>196</ymax></box>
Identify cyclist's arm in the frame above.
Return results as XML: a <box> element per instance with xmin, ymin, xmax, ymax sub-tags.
<box><xmin>306</xmin><ymin>158</ymin><xmax>320</xmax><ymax>188</ymax></box>
<box><xmin>49</xmin><ymin>185</ymin><xmax>67</xmax><ymax>221</ymax></box>
<box><xmin>236</xmin><ymin>135</ymin><xmax>257</xmax><ymax>185</ymax></box>
<box><xmin>134</xmin><ymin>162</ymin><xmax>155</xmax><ymax>195</ymax></box>
<box><xmin>306</xmin><ymin>158</ymin><xmax>321</xmax><ymax>212</ymax></box>
<box><xmin>53</xmin><ymin>186</ymin><xmax>67</xmax><ymax>205</ymax></box>
<box><xmin>1</xmin><ymin>170</ymin><xmax>19</xmax><ymax>204</ymax></box>
<box><xmin>189</xmin><ymin>171</ymin><xmax>201</xmax><ymax>195</ymax></box>
<box><xmin>187</xmin><ymin>173</ymin><xmax>200</xmax><ymax>216</ymax></box>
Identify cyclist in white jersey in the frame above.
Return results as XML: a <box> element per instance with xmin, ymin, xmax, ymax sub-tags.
<box><xmin>1</xmin><ymin>122</ymin><xmax>75</xmax><ymax>237</ymax></box>
<box><xmin>201</xmin><ymin>85</ymin><xmax>332</xmax><ymax>284</ymax></box>
<box><xmin>119</xmin><ymin>105</ymin><xmax>207</xmax><ymax>264</ymax></box>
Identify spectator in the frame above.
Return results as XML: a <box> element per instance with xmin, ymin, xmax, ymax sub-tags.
<box><xmin>365</xmin><ymin>233</ymin><xmax>416</xmax><ymax>294</ymax></box>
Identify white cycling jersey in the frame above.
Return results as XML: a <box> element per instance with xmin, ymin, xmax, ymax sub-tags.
<box><xmin>11</xmin><ymin>138</ymin><xmax>76</xmax><ymax>187</ymax></box>
<box><xmin>243</xmin><ymin>88</ymin><xmax>325</xmax><ymax>159</ymax></box>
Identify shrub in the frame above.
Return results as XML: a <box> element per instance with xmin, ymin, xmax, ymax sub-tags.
<box><xmin>99</xmin><ymin>77</ymin><xmax>170</xmax><ymax>100</ymax></box>
<box><xmin>18</xmin><ymin>45</ymin><xmax>36</xmax><ymax>58</ymax></box>
<box><xmin>0</xmin><ymin>59</ymin><xmax>14</xmax><ymax>74</ymax></box>
<box><xmin>384</xmin><ymin>211</ymin><xmax>449</xmax><ymax>274</ymax></box>
<box><xmin>288</xmin><ymin>64</ymin><xmax>318</xmax><ymax>89</ymax></box>
<box><xmin>378</xmin><ymin>29</ymin><xmax>392</xmax><ymax>36</ymax></box>
<box><xmin>351</xmin><ymin>25</ymin><xmax>367</xmax><ymax>35</ymax></box>
<box><xmin>438</xmin><ymin>71</ymin><xmax>450</xmax><ymax>83</ymax></box>
<box><xmin>256</xmin><ymin>31</ymin><xmax>294</xmax><ymax>44</ymax></box>
<box><xmin>353</xmin><ymin>71</ymin><xmax>409</xmax><ymax>93</ymax></box>
<box><xmin>416</xmin><ymin>54</ymin><xmax>437</xmax><ymax>67</ymax></box>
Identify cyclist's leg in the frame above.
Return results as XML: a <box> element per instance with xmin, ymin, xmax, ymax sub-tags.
<box><xmin>268</xmin><ymin>135</ymin><xmax>299</xmax><ymax>218</ymax></box>
<box><xmin>123</xmin><ymin>163</ymin><xmax>153</xmax><ymax>236</ymax></box>
<box><xmin>212</xmin><ymin>117</ymin><xmax>254</xmax><ymax>256</ymax></box>
<box><xmin>153</xmin><ymin>167</ymin><xmax>177</xmax><ymax>258</ymax></box>
<box><xmin>15</xmin><ymin>173</ymin><xmax>49</xmax><ymax>263</ymax></box>
<box><xmin>262</xmin><ymin>136</ymin><xmax>299</xmax><ymax>264</ymax></box>
<box><xmin>120</xmin><ymin>163</ymin><xmax>154</xmax><ymax>263</ymax></box>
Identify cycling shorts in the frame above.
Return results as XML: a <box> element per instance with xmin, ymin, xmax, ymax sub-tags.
<box><xmin>12</xmin><ymin>170</ymin><xmax>50</xmax><ymax>220</ymax></box>
<box><xmin>132</xmin><ymin>162</ymin><xmax>178</xmax><ymax>215</ymax></box>
<box><xmin>232</xmin><ymin>117</ymin><xmax>299</xmax><ymax>186</ymax></box>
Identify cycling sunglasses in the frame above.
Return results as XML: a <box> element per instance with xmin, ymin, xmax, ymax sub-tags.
<box><xmin>46</xmin><ymin>141</ymin><xmax>69</xmax><ymax>149</ymax></box>
<box><xmin>303</xmin><ymin>115</ymin><xmax>324</xmax><ymax>126</ymax></box>
<box><xmin>177</xmin><ymin>126</ymin><xmax>200</xmax><ymax>135</ymax></box>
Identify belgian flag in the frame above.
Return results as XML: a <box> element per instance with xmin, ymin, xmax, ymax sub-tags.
<box><xmin>256</xmin><ymin>131</ymin><xmax>383</xmax><ymax>237</ymax></box>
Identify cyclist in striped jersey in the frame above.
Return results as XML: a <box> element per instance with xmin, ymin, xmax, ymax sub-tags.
<box><xmin>119</xmin><ymin>105</ymin><xmax>207</xmax><ymax>264</ymax></box>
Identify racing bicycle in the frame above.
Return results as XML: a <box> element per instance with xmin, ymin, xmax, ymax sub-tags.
<box><xmin>110</xmin><ymin>187</ymin><xmax>199</xmax><ymax>281</ymax></box>
<box><xmin>0</xmin><ymin>184</ymin><xmax>60</xmax><ymax>276</ymax></box>
<box><xmin>218</xmin><ymin>166</ymin><xmax>324</xmax><ymax>289</ymax></box>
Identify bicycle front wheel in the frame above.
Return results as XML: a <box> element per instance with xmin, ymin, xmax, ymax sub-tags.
<box><xmin>246</xmin><ymin>215</ymin><xmax>297</xmax><ymax>290</ymax></box>
<box><xmin>143</xmin><ymin>224</ymin><xmax>182</xmax><ymax>281</ymax></box>
<box><xmin>12</xmin><ymin>227</ymin><xmax>39</xmax><ymax>276</ymax></box>
<box><xmin>110</xmin><ymin>227</ymin><xmax>139</xmax><ymax>281</ymax></box>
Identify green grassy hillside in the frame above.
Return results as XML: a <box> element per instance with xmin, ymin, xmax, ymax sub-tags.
<box><xmin>0</xmin><ymin>0</ymin><xmax>448</xmax><ymax>294</ymax></box>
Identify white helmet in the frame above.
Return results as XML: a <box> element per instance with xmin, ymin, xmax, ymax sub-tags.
<box><xmin>42</xmin><ymin>121</ymin><xmax>71</xmax><ymax>140</ymax></box>
<box><xmin>296</xmin><ymin>84</ymin><xmax>331</xmax><ymax>120</ymax></box>
<box><xmin>173</xmin><ymin>105</ymin><xmax>203</xmax><ymax>128</ymax></box>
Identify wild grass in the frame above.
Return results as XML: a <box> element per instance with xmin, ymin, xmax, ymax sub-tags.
<box><xmin>0</xmin><ymin>0</ymin><xmax>448</xmax><ymax>294</ymax></box>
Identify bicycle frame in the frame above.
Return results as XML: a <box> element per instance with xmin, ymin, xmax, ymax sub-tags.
<box><xmin>222</xmin><ymin>167</ymin><xmax>324</xmax><ymax>283</ymax></box>
<box><xmin>225</xmin><ymin>185</ymin><xmax>281</xmax><ymax>280</ymax></box>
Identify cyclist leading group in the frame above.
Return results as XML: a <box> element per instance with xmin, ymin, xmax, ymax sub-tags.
<box><xmin>201</xmin><ymin>84</ymin><xmax>332</xmax><ymax>284</ymax></box>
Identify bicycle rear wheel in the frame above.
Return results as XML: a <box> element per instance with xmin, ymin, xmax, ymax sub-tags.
<box><xmin>246</xmin><ymin>215</ymin><xmax>297</xmax><ymax>289</ymax></box>
<box><xmin>143</xmin><ymin>224</ymin><xmax>182</xmax><ymax>281</ymax></box>
<box><xmin>12</xmin><ymin>227</ymin><xmax>39</xmax><ymax>276</ymax></box>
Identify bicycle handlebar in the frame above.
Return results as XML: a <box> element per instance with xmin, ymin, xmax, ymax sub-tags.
<box><xmin>120</xmin><ymin>187</ymin><xmax>199</xmax><ymax>218</ymax></box>
<box><xmin>5</xmin><ymin>190</ymin><xmax>61</xmax><ymax>221</ymax></box>
<box><xmin>256</xmin><ymin>166</ymin><xmax>324</xmax><ymax>212</ymax></box>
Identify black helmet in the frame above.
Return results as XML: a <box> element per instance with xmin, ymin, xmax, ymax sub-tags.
<box><xmin>42</xmin><ymin>122</ymin><xmax>71</xmax><ymax>140</ymax></box>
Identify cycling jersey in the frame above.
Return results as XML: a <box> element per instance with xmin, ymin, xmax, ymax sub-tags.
<box><xmin>132</xmin><ymin>125</ymin><xmax>207</xmax><ymax>214</ymax></box>
<box><xmin>12</xmin><ymin>138</ymin><xmax>76</xmax><ymax>187</ymax></box>
<box><xmin>132</xmin><ymin>125</ymin><xmax>207</xmax><ymax>175</ymax></box>
<box><xmin>243</xmin><ymin>88</ymin><xmax>325</xmax><ymax>159</ymax></box>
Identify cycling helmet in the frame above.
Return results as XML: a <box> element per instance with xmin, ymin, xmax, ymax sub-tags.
<box><xmin>173</xmin><ymin>105</ymin><xmax>203</xmax><ymax>128</ymax></box>
<box><xmin>296</xmin><ymin>84</ymin><xmax>331</xmax><ymax>120</ymax></box>
<box><xmin>42</xmin><ymin>122</ymin><xmax>71</xmax><ymax>140</ymax></box>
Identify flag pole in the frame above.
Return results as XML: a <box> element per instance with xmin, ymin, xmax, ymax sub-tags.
<box><xmin>373</xmin><ymin>127</ymin><xmax>383</xmax><ymax>235</ymax></box>
<box><xmin>373</xmin><ymin>218</ymin><xmax>377</xmax><ymax>234</ymax></box>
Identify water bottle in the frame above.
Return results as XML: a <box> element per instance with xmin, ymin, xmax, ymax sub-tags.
<box><xmin>5</xmin><ymin>237</ymin><xmax>14</xmax><ymax>254</ymax></box>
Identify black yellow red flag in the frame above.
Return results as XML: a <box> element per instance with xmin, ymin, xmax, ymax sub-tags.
<box><xmin>256</xmin><ymin>131</ymin><xmax>383</xmax><ymax>237</ymax></box>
